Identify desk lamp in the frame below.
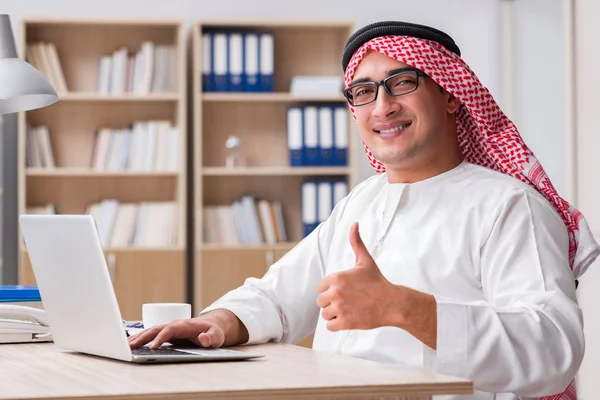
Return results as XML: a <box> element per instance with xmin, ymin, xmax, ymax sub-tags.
<box><xmin>0</xmin><ymin>14</ymin><xmax>58</xmax><ymax>114</ymax></box>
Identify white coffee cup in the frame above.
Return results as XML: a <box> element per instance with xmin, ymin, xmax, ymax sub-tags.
<box><xmin>142</xmin><ymin>303</ymin><xmax>192</xmax><ymax>329</ymax></box>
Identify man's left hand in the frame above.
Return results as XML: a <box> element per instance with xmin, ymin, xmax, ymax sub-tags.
<box><xmin>316</xmin><ymin>221</ymin><xmax>438</xmax><ymax>349</ymax></box>
<box><xmin>316</xmin><ymin>222</ymin><xmax>399</xmax><ymax>331</ymax></box>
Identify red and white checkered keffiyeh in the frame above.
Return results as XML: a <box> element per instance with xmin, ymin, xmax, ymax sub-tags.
<box><xmin>344</xmin><ymin>35</ymin><xmax>599</xmax><ymax>400</ymax></box>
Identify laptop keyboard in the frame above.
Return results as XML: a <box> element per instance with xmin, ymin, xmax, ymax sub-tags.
<box><xmin>132</xmin><ymin>347</ymin><xmax>196</xmax><ymax>356</ymax></box>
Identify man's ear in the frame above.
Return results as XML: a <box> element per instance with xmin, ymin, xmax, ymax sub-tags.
<box><xmin>446</xmin><ymin>92</ymin><xmax>461</xmax><ymax>114</ymax></box>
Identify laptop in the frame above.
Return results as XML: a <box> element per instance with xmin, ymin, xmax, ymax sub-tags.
<box><xmin>19</xmin><ymin>214</ymin><xmax>264</xmax><ymax>363</ymax></box>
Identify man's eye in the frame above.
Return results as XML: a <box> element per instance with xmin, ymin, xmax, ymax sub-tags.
<box><xmin>355</xmin><ymin>88</ymin><xmax>372</xmax><ymax>97</ymax></box>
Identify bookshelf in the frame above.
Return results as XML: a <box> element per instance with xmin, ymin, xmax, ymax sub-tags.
<box><xmin>17</xmin><ymin>17</ymin><xmax>188</xmax><ymax>320</ymax></box>
<box><xmin>192</xmin><ymin>20</ymin><xmax>358</xmax><ymax>348</ymax></box>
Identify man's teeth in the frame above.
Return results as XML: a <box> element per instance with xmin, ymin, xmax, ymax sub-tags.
<box><xmin>378</xmin><ymin>123</ymin><xmax>410</xmax><ymax>134</ymax></box>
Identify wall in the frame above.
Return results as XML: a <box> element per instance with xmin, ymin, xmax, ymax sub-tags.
<box><xmin>574</xmin><ymin>0</ymin><xmax>600</xmax><ymax>397</ymax></box>
<box><xmin>511</xmin><ymin>0</ymin><xmax>568</xmax><ymax>198</ymax></box>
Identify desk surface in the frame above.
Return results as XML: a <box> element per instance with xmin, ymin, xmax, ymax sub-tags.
<box><xmin>0</xmin><ymin>342</ymin><xmax>472</xmax><ymax>400</ymax></box>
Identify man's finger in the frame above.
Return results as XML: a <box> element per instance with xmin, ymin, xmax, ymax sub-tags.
<box><xmin>316</xmin><ymin>277</ymin><xmax>330</xmax><ymax>294</ymax></box>
<box><xmin>149</xmin><ymin>325</ymin><xmax>178</xmax><ymax>349</ymax></box>
<box><xmin>349</xmin><ymin>222</ymin><xmax>375</xmax><ymax>265</ymax></box>
<box><xmin>326</xmin><ymin>317</ymin><xmax>343</xmax><ymax>332</ymax></box>
<box><xmin>316</xmin><ymin>291</ymin><xmax>332</xmax><ymax>309</ymax></box>
<box><xmin>197</xmin><ymin>325</ymin><xmax>224</xmax><ymax>348</ymax></box>
<box><xmin>128</xmin><ymin>325</ymin><xmax>165</xmax><ymax>348</ymax></box>
<box><xmin>321</xmin><ymin>305</ymin><xmax>337</xmax><ymax>321</ymax></box>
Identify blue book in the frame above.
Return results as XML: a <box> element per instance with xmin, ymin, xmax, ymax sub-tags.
<box><xmin>201</xmin><ymin>32</ymin><xmax>214</xmax><ymax>92</ymax></box>
<box><xmin>243</xmin><ymin>33</ymin><xmax>260</xmax><ymax>92</ymax></box>
<box><xmin>333</xmin><ymin>106</ymin><xmax>349</xmax><ymax>166</ymax></box>
<box><xmin>0</xmin><ymin>285</ymin><xmax>41</xmax><ymax>302</ymax></box>
<box><xmin>318</xmin><ymin>106</ymin><xmax>334</xmax><ymax>166</ymax></box>
<box><xmin>228</xmin><ymin>32</ymin><xmax>244</xmax><ymax>92</ymax></box>
<box><xmin>258</xmin><ymin>32</ymin><xmax>274</xmax><ymax>92</ymax></box>
<box><xmin>213</xmin><ymin>32</ymin><xmax>228</xmax><ymax>92</ymax></box>
<box><xmin>287</xmin><ymin>106</ymin><xmax>304</xmax><ymax>166</ymax></box>
<box><xmin>302</xmin><ymin>180</ymin><xmax>318</xmax><ymax>237</ymax></box>
<box><xmin>303</xmin><ymin>106</ymin><xmax>320</xmax><ymax>166</ymax></box>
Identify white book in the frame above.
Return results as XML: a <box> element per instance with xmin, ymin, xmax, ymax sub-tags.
<box><xmin>96</xmin><ymin>199</ymin><xmax>119</xmax><ymax>247</ymax></box>
<box><xmin>110</xmin><ymin>203</ymin><xmax>138</xmax><ymax>248</ymax></box>
<box><xmin>257</xmin><ymin>200</ymin><xmax>276</xmax><ymax>244</ymax></box>
<box><xmin>97</xmin><ymin>56</ymin><xmax>112</xmax><ymax>94</ymax></box>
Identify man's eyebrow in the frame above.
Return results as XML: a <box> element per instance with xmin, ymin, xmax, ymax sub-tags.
<box><xmin>350</xmin><ymin>67</ymin><xmax>418</xmax><ymax>86</ymax></box>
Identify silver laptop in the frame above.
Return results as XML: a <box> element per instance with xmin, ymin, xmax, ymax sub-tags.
<box><xmin>19</xmin><ymin>214</ymin><xmax>263</xmax><ymax>363</ymax></box>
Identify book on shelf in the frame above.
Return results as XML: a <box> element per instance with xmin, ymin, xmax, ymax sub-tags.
<box><xmin>26</xmin><ymin>42</ymin><xmax>68</xmax><ymax>93</ymax></box>
<box><xmin>90</xmin><ymin>120</ymin><xmax>179</xmax><ymax>172</ymax></box>
<box><xmin>24</xmin><ymin>200</ymin><xmax>179</xmax><ymax>248</ymax></box>
<box><xmin>25</xmin><ymin>125</ymin><xmax>55</xmax><ymax>168</ymax></box>
<box><xmin>25</xmin><ymin>204</ymin><xmax>56</xmax><ymax>215</ymax></box>
<box><xmin>203</xmin><ymin>195</ymin><xmax>287</xmax><ymax>245</ymax></box>
<box><xmin>302</xmin><ymin>178</ymin><xmax>349</xmax><ymax>237</ymax></box>
<box><xmin>86</xmin><ymin>200</ymin><xmax>179</xmax><ymax>248</ymax></box>
<box><xmin>201</xmin><ymin>29</ymin><xmax>274</xmax><ymax>92</ymax></box>
<box><xmin>97</xmin><ymin>41</ymin><xmax>177</xmax><ymax>95</ymax></box>
<box><xmin>287</xmin><ymin>105</ymin><xmax>349</xmax><ymax>167</ymax></box>
<box><xmin>26</xmin><ymin>120</ymin><xmax>179</xmax><ymax>172</ymax></box>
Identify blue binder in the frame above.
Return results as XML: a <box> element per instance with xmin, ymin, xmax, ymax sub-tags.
<box><xmin>287</xmin><ymin>106</ymin><xmax>304</xmax><ymax>166</ymax></box>
<box><xmin>318</xmin><ymin>106</ymin><xmax>334</xmax><ymax>166</ymax></box>
<box><xmin>228</xmin><ymin>32</ymin><xmax>244</xmax><ymax>92</ymax></box>
<box><xmin>303</xmin><ymin>106</ymin><xmax>320</xmax><ymax>166</ymax></box>
<box><xmin>243</xmin><ymin>33</ymin><xmax>260</xmax><ymax>92</ymax></box>
<box><xmin>258</xmin><ymin>32</ymin><xmax>274</xmax><ymax>92</ymax></box>
<box><xmin>0</xmin><ymin>285</ymin><xmax>41</xmax><ymax>302</ymax></box>
<box><xmin>302</xmin><ymin>180</ymin><xmax>318</xmax><ymax>237</ymax></box>
<box><xmin>212</xmin><ymin>32</ymin><xmax>228</xmax><ymax>92</ymax></box>
<box><xmin>333</xmin><ymin>106</ymin><xmax>349</xmax><ymax>166</ymax></box>
<box><xmin>201</xmin><ymin>32</ymin><xmax>214</xmax><ymax>92</ymax></box>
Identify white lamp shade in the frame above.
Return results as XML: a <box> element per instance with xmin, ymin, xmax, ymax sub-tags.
<box><xmin>0</xmin><ymin>14</ymin><xmax>58</xmax><ymax>114</ymax></box>
<box><xmin>0</xmin><ymin>58</ymin><xmax>58</xmax><ymax>114</ymax></box>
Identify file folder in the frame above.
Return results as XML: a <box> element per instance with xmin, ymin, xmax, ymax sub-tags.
<box><xmin>287</xmin><ymin>107</ymin><xmax>304</xmax><ymax>166</ymax></box>
<box><xmin>201</xmin><ymin>32</ymin><xmax>214</xmax><ymax>92</ymax></box>
<box><xmin>333</xmin><ymin>106</ymin><xmax>349</xmax><ymax>166</ymax></box>
<box><xmin>317</xmin><ymin>181</ymin><xmax>333</xmax><ymax>223</ymax></box>
<box><xmin>213</xmin><ymin>32</ymin><xmax>228</xmax><ymax>92</ymax></box>
<box><xmin>302</xmin><ymin>180</ymin><xmax>318</xmax><ymax>237</ymax></box>
<box><xmin>303</xmin><ymin>106</ymin><xmax>319</xmax><ymax>166</ymax></box>
<box><xmin>243</xmin><ymin>33</ymin><xmax>260</xmax><ymax>92</ymax></box>
<box><xmin>318</xmin><ymin>107</ymin><xmax>334</xmax><ymax>166</ymax></box>
<box><xmin>228</xmin><ymin>32</ymin><xmax>244</xmax><ymax>92</ymax></box>
<box><xmin>259</xmin><ymin>32</ymin><xmax>274</xmax><ymax>92</ymax></box>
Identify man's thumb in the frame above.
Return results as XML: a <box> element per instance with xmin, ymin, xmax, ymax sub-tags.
<box><xmin>349</xmin><ymin>222</ymin><xmax>374</xmax><ymax>265</ymax></box>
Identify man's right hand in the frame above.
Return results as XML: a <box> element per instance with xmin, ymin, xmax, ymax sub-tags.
<box><xmin>127</xmin><ymin>309</ymin><xmax>248</xmax><ymax>350</ymax></box>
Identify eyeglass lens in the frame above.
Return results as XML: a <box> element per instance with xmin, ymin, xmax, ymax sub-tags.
<box><xmin>347</xmin><ymin>72</ymin><xmax>418</xmax><ymax>106</ymax></box>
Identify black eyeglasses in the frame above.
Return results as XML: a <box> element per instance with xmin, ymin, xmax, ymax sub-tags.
<box><xmin>343</xmin><ymin>69</ymin><xmax>426</xmax><ymax>107</ymax></box>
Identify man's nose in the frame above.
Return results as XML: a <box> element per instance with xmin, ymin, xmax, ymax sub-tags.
<box><xmin>371</xmin><ymin>85</ymin><xmax>401</xmax><ymax>118</ymax></box>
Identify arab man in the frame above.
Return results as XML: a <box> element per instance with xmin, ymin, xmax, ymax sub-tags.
<box><xmin>129</xmin><ymin>21</ymin><xmax>600</xmax><ymax>400</ymax></box>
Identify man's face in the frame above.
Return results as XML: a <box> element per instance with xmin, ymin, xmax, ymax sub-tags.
<box><xmin>350</xmin><ymin>51</ymin><xmax>460</xmax><ymax>171</ymax></box>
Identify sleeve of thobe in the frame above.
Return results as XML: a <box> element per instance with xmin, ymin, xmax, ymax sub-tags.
<box><xmin>424</xmin><ymin>187</ymin><xmax>584</xmax><ymax>397</ymax></box>
<box><xmin>200</xmin><ymin>192</ymin><xmax>351</xmax><ymax>346</ymax></box>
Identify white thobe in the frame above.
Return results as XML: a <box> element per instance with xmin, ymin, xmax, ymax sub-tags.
<box><xmin>202</xmin><ymin>161</ymin><xmax>584</xmax><ymax>400</ymax></box>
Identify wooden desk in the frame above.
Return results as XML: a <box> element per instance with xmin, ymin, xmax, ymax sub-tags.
<box><xmin>0</xmin><ymin>342</ymin><xmax>472</xmax><ymax>400</ymax></box>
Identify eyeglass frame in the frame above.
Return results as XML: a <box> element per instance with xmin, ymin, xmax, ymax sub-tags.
<box><xmin>342</xmin><ymin>68</ymin><xmax>427</xmax><ymax>107</ymax></box>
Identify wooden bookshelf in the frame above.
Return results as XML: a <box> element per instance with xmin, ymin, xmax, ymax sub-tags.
<box><xmin>17</xmin><ymin>17</ymin><xmax>187</xmax><ymax>321</ymax></box>
<box><xmin>192</xmin><ymin>20</ymin><xmax>358</xmax><ymax>349</ymax></box>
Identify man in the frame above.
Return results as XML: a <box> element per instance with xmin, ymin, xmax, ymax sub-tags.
<box><xmin>129</xmin><ymin>21</ymin><xmax>600</xmax><ymax>400</ymax></box>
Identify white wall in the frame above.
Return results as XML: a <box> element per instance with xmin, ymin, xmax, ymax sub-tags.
<box><xmin>574</xmin><ymin>0</ymin><xmax>600</xmax><ymax>397</ymax></box>
<box><xmin>511</xmin><ymin>0</ymin><xmax>568</xmax><ymax>199</ymax></box>
<box><xmin>4</xmin><ymin>0</ymin><xmax>503</xmax><ymax>182</ymax></box>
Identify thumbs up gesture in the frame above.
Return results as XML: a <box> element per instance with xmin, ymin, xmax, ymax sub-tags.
<box><xmin>316</xmin><ymin>222</ymin><xmax>397</xmax><ymax>332</ymax></box>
